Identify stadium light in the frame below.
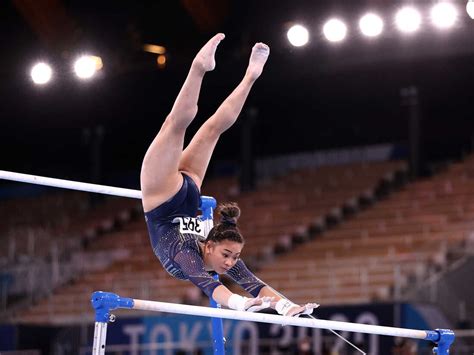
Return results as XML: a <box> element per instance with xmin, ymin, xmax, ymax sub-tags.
<box><xmin>323</xmin><ymin>18</ymin><xmax>347</xmax><ymax>42</ymax></box>
<box><xmin>287</xmin><ymin>24</ymin><xmax>309</xmax><ymax>47</ymax></box>
<box><xmin>143</xmin><ymin>44</ymin><xmax>166</xmax><ymax>54</ymax></box>
<box><xmin>430</xmin><ymin>2</ymin><xmax>458</xmax><ymax>29</ymax></box>
<box><xmin>395</xmin><ymin>7</ymin><xmax>422</xmax><ymax>33</ymax></box>
<box><xmin>30</xmin><ymin>62</ymin><xmax>52</xmax><ymax>85</ymax></box>
<box><xmin>467</xmin><ymin>0</ymin><xmax>474</xmax><ymax>19</ymax></box>
<box><xmin>157</xmin><ymin>54</ymin><xmax>167</xmax><ymax>68</ymax></box>
<box><xmin>74</xmin><ymin>55</ymin><xmax>102</xmax><ymax>80</ymax></box>
<box><xmin>359</xmin><ymin>13</ymin><xmax>384</xmax><ymax>37</ymax></box>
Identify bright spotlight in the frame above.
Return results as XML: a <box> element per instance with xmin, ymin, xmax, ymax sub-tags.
<box><xmin>467</xmin><ymin>0</ymin><xmax>474</xmax><ymax>19</ymax></box>
<box><xmin>143</xmin><ymin>44</ymin><xmax>166</xmax><ymax>55</ymax></box>
<box><xmin>157</xmin><ymin>54</ymin><xmax>167</xmax><ymax>68</ymax></box>
<box><xmin>74</xmin><ymin>55</ymin><xmax>99</xmax><ymax>79</ymax></box>
<box><xmin>395</xmin><ymin>7</ymin><xmax>422</xmax><ymax>33</ymax></box>
<box><xmin>323</xmin><ymin>19</ymin><xmax>347</xmax><ymax>43</ymax></box>
<box><xmin>287</xmin><ymin>24</ymin><xmax>309</xmax><ymax>47</ymax></box>
<box><xmin>30</xmin><ymin>62</ymin><xmax>52</xmax><ymax>85</ymax></box>
<box><xmin>431</xmin><ymin>2</ymin><xmax>458</xmax><ymax>29</ymax></box>
<box><xmin>359</xmin><ymin>13</ymin><xmax>384</xmax><ymax>37</ymax></box>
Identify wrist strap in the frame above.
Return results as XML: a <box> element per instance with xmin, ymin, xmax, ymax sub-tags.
<box><xmin>275</xmin><ymin>299</ymin><xmax>297</xmax><ymax>316</ymax></box>
<box><xmin>228</xmin><ymin>294</ymin><xmax>249</xmax><ymax>311</ymax></box>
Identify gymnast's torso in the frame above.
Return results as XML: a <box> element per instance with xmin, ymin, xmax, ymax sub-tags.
<box><xmin>144</xmin><ymin>173</ymin><xmax>266</xmax><ymax>298</ymax></box>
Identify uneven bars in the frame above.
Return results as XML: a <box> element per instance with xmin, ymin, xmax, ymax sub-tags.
<box><xmin>0</xmin><ymin>170</ymin><xmax>142</xmax><ymax>199</ymax></box>
<box><xmin>91</xmin><ymin>291</ymin><xmax>455</xmax><ymax>354</ymax></box>
<box><xmin>1</xmin><ymin>169</ymin><xmax>456</xmax><ymax>353</ymax></box>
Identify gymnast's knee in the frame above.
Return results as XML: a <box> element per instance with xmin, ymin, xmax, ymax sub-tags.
<box><xmin>168</xmin><ymin>107</ymin><xmax>198</xmax><ymax>130</ymax></box>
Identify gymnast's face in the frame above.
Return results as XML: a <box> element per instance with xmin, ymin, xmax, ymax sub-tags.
<box><xmin>205</xmin><ymin>240</ymin><xmax>243</xmax><ymax>274</ymax></box>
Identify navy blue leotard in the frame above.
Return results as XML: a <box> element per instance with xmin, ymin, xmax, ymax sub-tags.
<box><xmin>144</xmin><ymin>173</ymin><xmax>266</xmax><ymax>298</ymax></box>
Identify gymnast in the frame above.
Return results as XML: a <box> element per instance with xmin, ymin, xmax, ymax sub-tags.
<box><xmin>141</xmin><ymin>33</ymin><xmax>318</xmax><ymax>316</ymax></box>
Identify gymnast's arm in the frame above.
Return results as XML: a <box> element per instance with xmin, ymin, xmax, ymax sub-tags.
<box><xmin>227</xmin><ymin>259</ymin><xmax>319</xmax><ymax>316</ymax></box>
<box><xmin>174</xmin><ymin>248</ymin><xmax>265</xmax><ymax>310</ymax></box>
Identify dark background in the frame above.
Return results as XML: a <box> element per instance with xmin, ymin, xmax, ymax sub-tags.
<box><xmin>1</xmin><ymin>0</ymin><xmax>474</xmax><ymax>186</ymax></box>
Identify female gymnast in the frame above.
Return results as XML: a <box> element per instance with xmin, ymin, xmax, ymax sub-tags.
<box><xmin>141</xmin><ymin>33</ymin><xmax>318</xmax><ymax>316</ymax></box>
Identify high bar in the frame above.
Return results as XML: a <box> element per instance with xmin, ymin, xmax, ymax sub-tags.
<box><xmin>0</xmin><ymin>170</ymin><xmax>142</xmax><ymax>199</ymax></box>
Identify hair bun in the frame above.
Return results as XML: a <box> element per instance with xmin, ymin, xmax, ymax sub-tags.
<box><xmin>218</xmin><ymin>202</ymin><xmax>240</xmax><ymax>226</ymax></box>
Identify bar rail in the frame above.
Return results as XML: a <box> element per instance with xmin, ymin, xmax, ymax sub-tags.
<box><xmin>91</xmin><ymin>291</ymin><xmax>455</xmax><ymax>354</ymax></box>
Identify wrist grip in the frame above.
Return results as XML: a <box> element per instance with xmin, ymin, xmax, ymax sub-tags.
<box><xmin>275</xmin><ymin>299</ymin><xmax>297</xmax><ymax>316</ymax></box>
<box><xmin>228</xmin><ymin>294</ymin><xmax>249</xmax><ymax>311</ymax></box>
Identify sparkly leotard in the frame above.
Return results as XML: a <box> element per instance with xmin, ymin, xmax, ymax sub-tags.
<box><xmin>144</xmin><ymin>173</ymin><xmax>266</xmax><ymax>298</ymax></box>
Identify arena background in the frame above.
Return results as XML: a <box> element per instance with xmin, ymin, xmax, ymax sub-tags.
<box><xmin>1</xmin><ymin>0</ymin><xmax>474</xmax><ymax>354</ymax></box>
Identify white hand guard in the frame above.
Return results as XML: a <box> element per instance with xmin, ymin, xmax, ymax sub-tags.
<box><xmin>276</xmin><ymin>299</ymin><xmax>320</xmax><ymax>317</ymax></box>
<box><xmin>227</xmin><ymin>294</ymin><xmax>249</xmax><ymax>311</ymax></box>
<box><xmin>293</xmin><ymin>303</ymin><xmax>320</xmax><ymax>317</ymax></box>
<box><xmin>275</xmin><ymin>299</ymin><xmax>298</xmax><ymax>316</ymax></box>
<box><xmin>245</xmin><ymin>296</ymin><xmax>273</xmax><ymax>312</ymax></box>
<box><xmin>228</xmin><ymin>294</ymin><xmax>273</xmax><ymax>312</ymax></box>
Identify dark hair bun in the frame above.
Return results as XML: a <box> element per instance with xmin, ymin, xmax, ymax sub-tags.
<box><xmin>218</xmin><ymin>202</ymin><xmax>240</xmax><ymax>226</ymax></box>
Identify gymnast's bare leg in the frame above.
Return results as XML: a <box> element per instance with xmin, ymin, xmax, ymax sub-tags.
<box><xmin>141</xmin><ymin>33</ymin><xmax>225</xmax><ymax>212</ymax></box>
<box><xmin>178</xmin><ymin>42</ymin><xmax>270</xmax><ymax>189</ymax></box>
<box><xmin>141</xmin><ymin>36</ymin><xmax>270</xmax><ymax>212</ymax></box>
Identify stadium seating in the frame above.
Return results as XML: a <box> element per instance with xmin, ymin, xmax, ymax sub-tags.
<box><xmin>8</xmin><ymin>160</ymin><xmax>412</xmax><ymax>324</ymax></box>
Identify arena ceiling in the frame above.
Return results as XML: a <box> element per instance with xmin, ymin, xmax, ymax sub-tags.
<box><xmin>1</xmin><ymin>0</ymin><xmax>474</xmax><ymax>179</ymax></box>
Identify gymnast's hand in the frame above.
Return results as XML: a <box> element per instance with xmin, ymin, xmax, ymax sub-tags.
<box><xmin>286</xmin><ymin>303</ymin><xmax>320</xmax><ymax>317</ymax></box>
<box><xmin>275</xmin><ymin>299</ymin><xmax>320</xmax><ymax>317</ymax></box>
<box><xmin>227</xmin><ymin>294</ymin><xmax>273</xmax><ymax>312</ymax></box>
<box><xmin>245</xmin><ymin>296</ymin><xmax>274</xmax><ymax>312</ymax></box>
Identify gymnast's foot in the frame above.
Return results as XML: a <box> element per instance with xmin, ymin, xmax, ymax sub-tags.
<box><xmin>246</xmin><ymin>42</ymin><xmax>270</xmax><ymax>81</ymax></box>
<box><xmin>192</xmin><ymin>33</ymin><xmax>225</xmax><ymax>73</ymax></box>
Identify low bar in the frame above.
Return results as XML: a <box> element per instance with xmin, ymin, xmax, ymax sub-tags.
<box><xmin>91</xmin><ymin>291</ymin><xmax>455</xmax><ymax>354</ymax></box>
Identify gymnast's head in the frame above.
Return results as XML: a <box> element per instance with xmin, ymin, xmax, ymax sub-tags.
<box><xmin>204</xmin><ymin>202</ymin><xmax>244</xmax><ymax>274</ymax></box>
